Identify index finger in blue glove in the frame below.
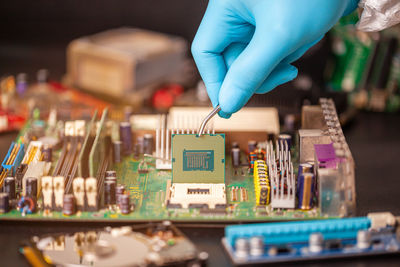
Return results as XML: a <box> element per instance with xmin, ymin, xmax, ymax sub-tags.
<box><xmin>218</xmin><ymin>25</ymin><xmax>291</xmax><ymax>115</ymax></box>
<box><xmin>223</xmin><ymin>42</ymin><xmax>298</xmax><ymax>96</ymax></box>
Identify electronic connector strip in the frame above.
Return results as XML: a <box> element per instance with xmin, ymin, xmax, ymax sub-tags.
<box><xmin>222</xmin><ymin>212</ymin><xmax>400</xmax><ymax>265</ymax></box>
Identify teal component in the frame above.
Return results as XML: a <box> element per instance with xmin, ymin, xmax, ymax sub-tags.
<box><xmin>225</xmin><ymin>217</ymin><xmax>371</xmax><ymax>246</ymax></box>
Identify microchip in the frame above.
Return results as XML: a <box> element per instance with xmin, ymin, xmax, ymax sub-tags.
<box><xmin>172</xmin><ymin>134</ymin><xmax>225</xmax><ymax>184</ymax></box>
<box><xmin>183</xmin><ymin>150</ymin><xmax>214</xmax><ymax>171</ymax></box>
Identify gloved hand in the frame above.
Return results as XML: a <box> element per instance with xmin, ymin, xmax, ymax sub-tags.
<box><xmin>192</xmin><ymin>0</ymin><xmax>359</xmax><ymax>118</ymax></box>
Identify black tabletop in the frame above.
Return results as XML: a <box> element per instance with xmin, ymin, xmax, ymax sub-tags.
<box><xmin>1</xmin><ymin>111</ymin><xmax>400</xmax><ymax>267</ymax></box>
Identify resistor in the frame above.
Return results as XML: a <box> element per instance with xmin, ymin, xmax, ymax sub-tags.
<box><xmin>230</xmin><ymin>187</ymin><xmax>238</xmax><ymax>202</ymax></box>
<box><xmin>240</xmin><ymin>187</ymin><xmax>248</xmax><ymax>202</ymax></box>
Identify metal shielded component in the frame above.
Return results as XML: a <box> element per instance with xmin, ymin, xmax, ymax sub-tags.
<box><xmin>172</xmin><ymin>134</ymin><xmax>225</xmax><ymax>184</ymax></box>
<box><xmin>298</xmin><ymin>129</ymin><xmax>331</xmax><ymax>163</ymax></box>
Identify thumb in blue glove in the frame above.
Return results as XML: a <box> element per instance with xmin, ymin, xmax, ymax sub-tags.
<box><xmin>191</xmin><ymin>0</ymin><xmax>359</xmax><ymax>118</ymax></box>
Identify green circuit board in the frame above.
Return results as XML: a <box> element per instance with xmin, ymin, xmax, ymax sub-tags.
<box><xmin>0</xmin><ymin>156</ymin><xmax>323</xmax><ymax>222</ymax></box>
<box><xmin>0</xmin><ymin>146</ymin><xmax>323</xmax><ymax>222</ymax></box>
<box><xmin>0</xmin><ymin>112</ymin><xmax>330</xmax><ymax>223</ymax></box>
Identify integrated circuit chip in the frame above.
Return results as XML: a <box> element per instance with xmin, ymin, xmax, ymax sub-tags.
<box><xmin>172</xmin><ymin>134</ymin><xmax>225</xmax><ymax>184</ymax></box>
<box><xmin>183</xmin><ymin>150</ymin><xmax>214</xmax><ymax>171</ymax></box>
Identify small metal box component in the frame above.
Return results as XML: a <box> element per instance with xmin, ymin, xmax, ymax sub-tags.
<box><xmin>298</xmin><ymin>129</ymin><xmax>331</xmax><ymax>163</ymax></box>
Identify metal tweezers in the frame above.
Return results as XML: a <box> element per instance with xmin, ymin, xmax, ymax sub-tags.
<box><xmin>197</xmin><ymin>105</ymin><xmax>221</xmax><ymax>137</ymax></box>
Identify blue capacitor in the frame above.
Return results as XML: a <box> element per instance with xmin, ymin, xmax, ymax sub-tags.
<box><xmin>298</xmin><ymin>163</ymin><xmax>313</xmax><ymax>176</ymax></box>
<box><xmin>297</xmin><ymin>163</ymin><xmax>313</xmax><ymax>193</ymax></box>
<box><xmin>119</xmin><ymin>122</ymin><xmax>133</xmax><ymax>155</ymax></box>
<box><xmin>297</xmin><ymin>172</ymin><xmax>314</xmax><ymax>210</ymax></box>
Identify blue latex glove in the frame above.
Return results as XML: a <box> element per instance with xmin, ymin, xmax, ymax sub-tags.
<box><xmin>192</xmin><ymin>0</ymin><xmax>359</xmax><ymax>118</ymax></box>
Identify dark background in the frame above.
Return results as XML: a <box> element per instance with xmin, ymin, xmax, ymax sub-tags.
<box><xmin>0</xmin><ymin>0</ymin><xmax>208</xmax><ymax>80</ymax></box>
<box><xmin>1</xmin><ymin>1</ymin><xmax>400</xmax><ymax>266</ymax></box>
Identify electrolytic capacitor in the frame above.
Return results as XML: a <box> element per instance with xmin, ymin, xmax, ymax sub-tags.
<box><xmin>26</xmin><ymin>177</ymin><xmax>38</xmax><ymax>198</ymax></box>
<box><xmin>231</xmin><ymin>142</ymin><xmax>239</xmax><ymax>149</ymax></box>
<box><xmin>119</xmin><ymin>122</ymin><xmax>133</xmax><ymax>155</ymax></box>
<box><xmin>16</xmin><ymin>163</ymin><xmax>28</xmax><ymax>189</ymax></box>
<box><xmin>136</xmin><ymin>136</ymin><xmax>144</xmax><ymax>154</ymax></box>
<box><xmin>284</xmin><ymin>114</ymin><xmax>296</xmax><ymax>133</ymax></box>
<box><xmin>119</xmin><ymin>194</ymin><xmax>130</xmax><ymax>214</ymax></box>
<box><xmin>104</xmin><ymin>180</ymin><xmax>116</xmax><ymax>205</ymax></box>
<box><xmin>248</xmin><ymin>140</ymin><xmax>257</xmax><ymax>154</ymax></box>
<box><xmin>4</xmin><ymin>177</ymin><xmax>16</xmax><ymax>200</ymax></box>
<box><xmin>105</xmin><ymin>170</ymin><xmax>117</xmax><ymax>178</ymax></box>
<box><xmin>63</xmin><ymin>194</ymin><xmax>76</xmax><ymax>216</ymax></box>
<box><xmin>133</xmin><ymin>143</ymin><xmax>140</xmax><ymax>158</ymax></box>
<box><xmin>298</xmin><ymin>172</ymin><xmax>315</xmax><ymax>210</ymax></box>
<box><xmin>0</xmin><ymin>193</ymin><xmax>9</xmax><ymax>213</ymax></box>
<box><xmin>298</xmin><ymin>163</ymin><xmax>313</xmax><ymax>177</ymax></box>
<box><xmin>123</xmin><ymin>106</ymin><xmax>134</xmax><ymax>122</ymax></box>
<box><xmin>115</xmin><ymin>184</ymin><xmax>125</xmax><ymax>207</ymax></box>
<box><xmin>42</xmin><ymin>144</ymin><xmax>52</xmax><ymax>162</ymax></box>
<box><xmin>278</xmin><ymin>134</ymin><xmax>292</xmax><ymax>149</ymax></box>
<box><xmin>231</xmin><ymin>148</ymin><xmax>241</xmax><ymax>168</ymax></box>
<box><xmin>143</xmin><ymin>134</ymin><xmax>153</xmax><ymax>155</ymax></box>
<box><xmin>105</xmin><ymin>170</ymin><xmax>117</xmax><ymax>184</ymax></box>
<box><xmin>113</xmin><ymin>140</ymin><xmax>122</xmax><ymax>163</ymax></box>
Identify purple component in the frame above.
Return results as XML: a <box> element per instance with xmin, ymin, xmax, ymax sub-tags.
<box><xmin>314</xmin><ymin>143</ymin><xmax>338</xmax><ymax>169</ymax></box>
<box><xmin>16</xmin><ymin>73</ymin><xmax>28</xmax><ymax>95</ymax></box>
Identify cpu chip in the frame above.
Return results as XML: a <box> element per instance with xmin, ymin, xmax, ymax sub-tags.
<box><xmin>172</xmin><ymin>134</ymin><xmax>225</xmax><ymax>184</ymax></box>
